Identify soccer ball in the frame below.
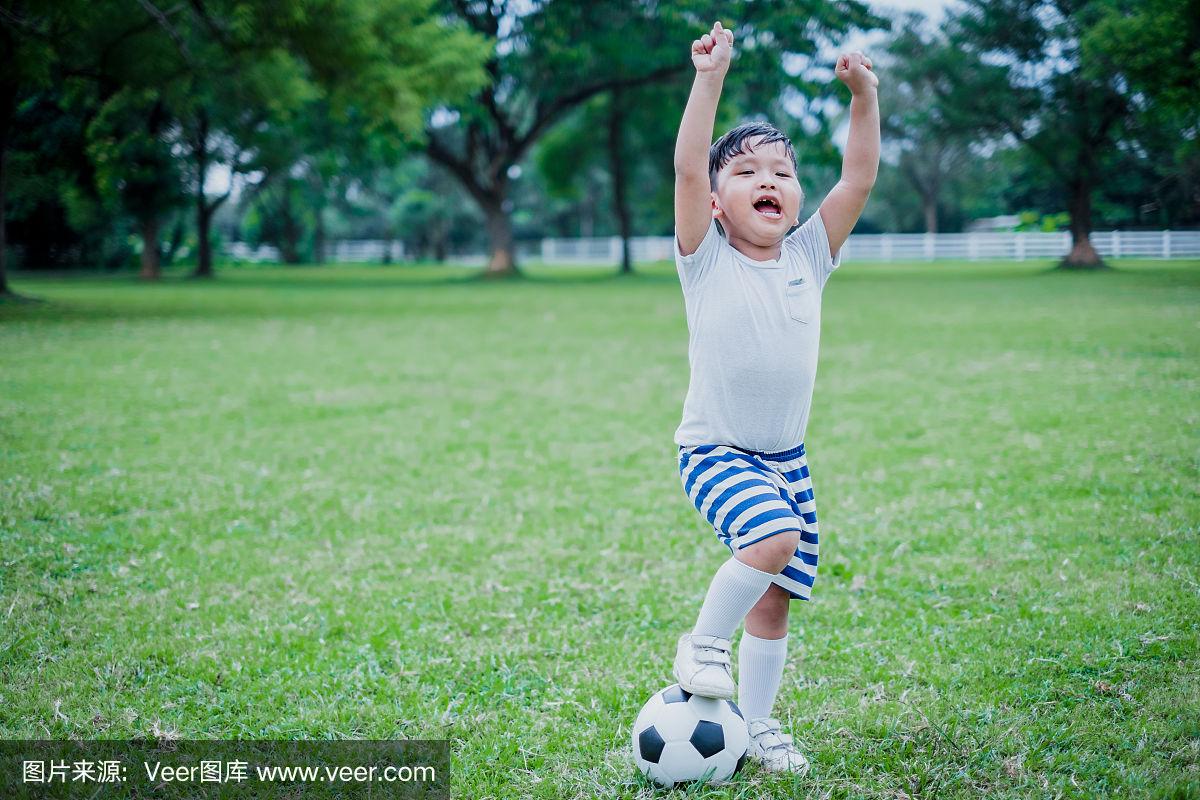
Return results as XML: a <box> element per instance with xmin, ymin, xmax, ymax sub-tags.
<box><xmin>631</xmin><ymin>684</ymin><xmax>749</xmax><ymax>786</ymax></box>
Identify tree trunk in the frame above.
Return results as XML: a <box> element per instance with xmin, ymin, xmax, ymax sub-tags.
<box><xmin>581</xmin><ymin>191</ymin><xmax>594</xmax><ymax>238</ymax></box>
<box><xmin>608</xmin><ymin>88</ymin><xmax>633</xmax><ymax>274</ymax></box>
<box><xmin>192</xmin><ymin>111</ymin><xmax>215</xmax><ymax>278</ymax></box>
<box><xmin>312</xmin><ymin>204</ymin><xmax>326</xmax><ymax>264</ymax></box>
<box><xmin>281</xmin><ymin>228</ymin><xmax>299</xmax><ymax>264</ymax></box>
<box><xmin>482</xmin><ymin>194</ymin><xmax>516</xmax><ymax>276</ymax></box>
<box><xmin>163</xmin><ymin>215</ymin><xmax>184</xmax><ymax>264</ymax></box>
<box><xmin>1060</xmin><ymin>180</ymin><xmax>1105</xmax><ymax>269</ymax></box>
<box><xmin>922</xmin><ymin>194</ymin><xmax>938</xmax><ymax>234</ymax></box>
<box><xmin>0</xmin><ymin>145</ymin><xmax>8</xmax><ymax>295</ymax></box>
<box><xmin>433</xmin><ymin>226</ymin><xmax>448</xmax><ymax>262</ymax></box>
<box><xmin>279</xmin><ymin>189</ymin><xmax>300</xmax><ymax>264</ymax></box>
<box><xmin>139</xmin><ymin>215</ymin><xmax>161</xmax><ymax>280</ymax></box>
<box><xmin>195</xmin><ymin>199</ymin><xmax>214</xmax><ymax>277</ymax></box>
<box><xmin>430</xmin><ymin>213</ymin><xmax>448</xmax><ymax>263</ymax></box>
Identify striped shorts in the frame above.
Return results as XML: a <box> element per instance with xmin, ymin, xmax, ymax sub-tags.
<box><xmin>678</xmin><ymin>443</ymin><xmax>820</xmax><ymax>601</ymax></box>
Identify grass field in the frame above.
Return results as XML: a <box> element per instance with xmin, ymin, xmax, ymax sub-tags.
<box><xmin>2</xmin><ymin>258</ymin><xmax>1198</xmax><ymax>799</ymax></box>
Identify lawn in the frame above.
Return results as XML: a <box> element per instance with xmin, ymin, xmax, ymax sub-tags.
<box><xmin>1</xmin><ymin>258</ymin><xmax>1198</xmax><ymax>799</ymax></box>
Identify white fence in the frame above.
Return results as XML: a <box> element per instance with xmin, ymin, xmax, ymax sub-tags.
<box><xmin>225</xmin><ymin>230</ymin><xmax>1200</xmax><ymax>266</ymax></box>
<box><xmin>542</xmin><ymin>235</ymin><xmax>678</xmax><ymax>264</ymax></box>
<box><xmin>325</xmin><ymin>240</ymin><xmax>404</xmax><ymax>262</ymax></box>
<box><xmin>225</xmin><ymin>242</ymin><xmax>281</xmax><ymax>262</ymax></box>
<box><xmin>224</xmin><ymin>240</ymin><xmax>404</xmax><ymax>263</ymax></box>
<box><xmin>542</xmin><ymin>229</ymin><xmax>1200</xmax><ymax>263</ymax></box>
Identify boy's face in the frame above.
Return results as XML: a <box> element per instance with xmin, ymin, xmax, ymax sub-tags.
<box><xmin>711</xmin><ymin>137</ymin><xmax>802</xmax><ymax>246</ymax></box>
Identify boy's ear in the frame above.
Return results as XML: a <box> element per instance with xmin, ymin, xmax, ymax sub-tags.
<box><xmin>710</xmin><ymin>192</ymin><xmax>724</xmax><ymax>220</ymax></box>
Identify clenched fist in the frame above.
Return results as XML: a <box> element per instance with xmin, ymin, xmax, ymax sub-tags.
<box><xmin>692</xmin><ymin>21</ymin><xmax>734</xmax><ymax>75</ymax></box>
<box><xmin>835</xmin><ymin>51</ymin><xmax>878</xmax><ymax>94</ymax></box>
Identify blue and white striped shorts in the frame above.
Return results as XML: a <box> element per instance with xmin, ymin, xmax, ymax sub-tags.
<box><xmin>678</xmin><ymin>442</ymin><xmax>820</xmax><ymax>601</ymax></box>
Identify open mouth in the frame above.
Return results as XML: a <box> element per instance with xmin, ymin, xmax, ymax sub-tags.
<box><xmin>753</xmin><ymin>196</ymin><xmax>782</xmax><ymax>219</ymax></box>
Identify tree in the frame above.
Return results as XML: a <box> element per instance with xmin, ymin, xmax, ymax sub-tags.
<box><xmin>379</xmin><ymin>160</ymin><xmax>480</xmax><ymax>262</ymax></box>
<box><xmin>136</xmin><ymin>0</ymin><xmax>490</xmax><ymax>277</ymax></box>
<box><xmin>1082</xmin><ymin>0</ymin><xmax>1199</xmax><ymax>126</ymax></box>
<box><xmin>1</xmin><ymin>48</ymin><xmax>139</xmax><ymax>278</ymax></box>
<box><xmin>879</xmin><ymin>14</ymin><xmax>976</xmax><ymax>233</ymax></box>
<box><xmin>929</xmin><ymin>0</ymin><xmax>1133</xmax><ymax>268</ymax></box>
<box><xmin>534</xmin><ymin>83</ymin><xmax>684</xmax><ymax>273</ymax></box>
<box><xmin>426</xmin><ymin>0</ymin><xmax>880</xmax><ymax>277</ymax></box>
<box><xmin>1082</xmin><ymin>0</ymin><xmax>1200</xmax><ymax>227</ymax></box>
<box><xmin>3</xmin><ymin>0</ymin><xmax>197</xmax><ymax>281</ymax></box>
<box><xmin>2</xmin><ymin>0</ymin><xmax>490</xmax><ymax>279</ymax></box>
<box><xmin>87</xmin><ymin>88</ymin><xmax>186</xmax><ymax>278</ymax></box>
<box><xmin>0</xmin><ymin>0</ymin><xmax>77</xmax><ymax>294</ymax></box>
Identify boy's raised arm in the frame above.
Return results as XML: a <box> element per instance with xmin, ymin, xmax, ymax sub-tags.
<box><xmin>818</xmin><ymin>51</ymin><xmax>880</xmax><ymax>258</ymax></box>
<box><xmin>675</xmin><ymin>21</ymin><xmax>734</xmax><ymax>257</ymax></box>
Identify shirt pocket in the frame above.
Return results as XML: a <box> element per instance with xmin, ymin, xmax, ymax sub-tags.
<box><xmin>784</xmin><ymin>277</ymin><xmax>816</xmax><ymax>324</ymax></box>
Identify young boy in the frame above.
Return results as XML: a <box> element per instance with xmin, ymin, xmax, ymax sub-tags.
<box><xmin>670</xmin><ymin>20</ymin><xmax>879</xmax><ymax>773</ymax></box>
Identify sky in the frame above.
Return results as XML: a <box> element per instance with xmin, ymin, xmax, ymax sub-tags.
<box><xmin>841</xmin><ymin>0</ymin><xmax>954</xmax><ymax>53</ymax></box>
<box><xmin>870</xmin><ymin>0</ymin><xmax>954</xmax><ymax>22</ymax></box>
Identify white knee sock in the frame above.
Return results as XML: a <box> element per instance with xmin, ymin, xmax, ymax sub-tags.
<box><xmin>737</xmin><ymin>631</ymin><xmax>788</xmax><ymax>720</ymax></box>
<box><xmin>691</xmin><ymin>557</ymin><xmax>776</xmax><ymax>640</ymax></box>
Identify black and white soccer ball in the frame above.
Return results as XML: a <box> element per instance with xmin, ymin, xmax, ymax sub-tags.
<box><xmin>631</xmin><ymin>684</ymin><xmax>749</xmax><ymax>787</ymax></box>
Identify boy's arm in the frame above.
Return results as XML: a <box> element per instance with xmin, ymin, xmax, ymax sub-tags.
<box><xmin>818</xmin><ymin>51</ymin><xmax>880</xmax><ymax>258</ymax></box>
<box><xmin>675</xmin><ymin>21</ymin><xmax>734</xmax><ymax>257</ymax></box>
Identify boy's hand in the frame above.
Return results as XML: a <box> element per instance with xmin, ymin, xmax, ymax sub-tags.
<box><xmin>835</xmin><ymin>51</ymin><xmax>878</xmax><ymax>93</ymax></box>
<box><xmin>692</xmin><ymin>21</ymin><xmax>734</xmax><ymax>75</ymax></box>
<box><xmin>676</xmin><ymin>20</ymin><xmax>732</xmax><ymax>256</ymax></box>
<box><xmin>821</xmin><ymin>50</ymin><xmax>881</xmax><ymax>258</ymax></box>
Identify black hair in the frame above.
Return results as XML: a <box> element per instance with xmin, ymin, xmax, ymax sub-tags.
<box><xmin>708</xmin><ymin>121</ymin><xmax>798</xmax><ymax>190</ymax></box>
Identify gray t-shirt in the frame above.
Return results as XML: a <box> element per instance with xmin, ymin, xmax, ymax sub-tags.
<box><xmin>674</xmin><ymin>212</ymin><xmax>842</xmax><ymax>453</ymax></box>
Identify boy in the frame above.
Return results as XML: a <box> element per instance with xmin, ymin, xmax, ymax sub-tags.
<box><xmin>670</xmin><ymin>20</ymin><xmax>879</xmax><ymax>773</ymax></box>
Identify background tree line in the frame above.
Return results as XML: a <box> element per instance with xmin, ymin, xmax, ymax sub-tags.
<box><xmin>2</xmin><ymin>0</ymin><xmax>1196</xmax><ymax>289</ymax></box>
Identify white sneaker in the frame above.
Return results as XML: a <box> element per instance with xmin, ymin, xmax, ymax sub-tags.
<box><xmin>747</xmin><ymin>717</ymin><xmax>811</xmax><ymax>774</ymax></box>
<box><xmin>672</xmin><ymin>633</ymin><xmax>735</xmax><ymax>699</ymax></box>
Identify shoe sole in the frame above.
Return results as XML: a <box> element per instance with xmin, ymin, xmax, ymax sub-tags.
<box><xmin>749</xmin><ymin>754</ymin><xmax>810</xmax><ymax>775</ymax></box>
<box><xmin>673</xmin><ymin>671</ymin><xmax>735</xmax><ymax>699</ymax></box>
<box><xmin>759</xmin><ymin>763</ymin><xmax>811</xmax><ymax>776</ymax></box>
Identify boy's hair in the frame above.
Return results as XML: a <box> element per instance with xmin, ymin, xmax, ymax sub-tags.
<box><xmin>708</xmin><ymin>121</ymin><xmax>798</xmax><ymax>190</ymax></box>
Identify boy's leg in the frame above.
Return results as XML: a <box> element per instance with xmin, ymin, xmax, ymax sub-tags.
<box><xmin>739</xmin><ymin>584</ymin><xmax>790</xmax><ymax>720</ymax></box>
<box><xmin>693</xmin><ymin>531</ymin><xmax>800</xmax><ymax>640</ymax></box>
<box><xmin>744</xmin><ymin>581</ymin><xmax>790</xmax><ymax>639</ymax></box>
<box><xmin>674</xmin><ymin>531</ymin><xmax>800</xmax><ymax>698</ymax></box>
<box><xmin>675</xmin><ymin>444</ymin><xmax>807</xmax><ymax>697</ymax></box>
<box><xmin>740</xmin><ymin>584</ymin><xmax>810</xmax><ymax>774</ymax></box>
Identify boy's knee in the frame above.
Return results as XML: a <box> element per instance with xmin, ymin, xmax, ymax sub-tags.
<box><xmin>736</xmin><ymin>529</ymin><xmax>800</xmax><ymax>574</ymax></box>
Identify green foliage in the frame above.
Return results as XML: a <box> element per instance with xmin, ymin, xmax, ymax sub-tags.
<box><xmin>535</xmin><ymin>102</ymin><xmax>607</xmax><ymax>203</ymax></box>
<box><xmin>713</xmin><ymin>0</ymin><xmax>884</xmax><ymax>172</ymax></box>
<box><xmin>932</xmin><ymin>1</ymin><xmax>1130</xmax><ymax>172</ymax></box>
<box><xmin>347</xmin><ymin>157</ymin><xmax>484</xmax><ymax>257</ymax></box>
<box><xmin>872</xmin><ymin>14</ymin><xmax>980</xmax><ymax>232</ymax></box>
<box><xmin>530</xmin><ymin>85</ymin><xmax>679</xmax><ymax>238</ymax></box>
<box><xmin>1013</xmin><ymin>211</ymin><xmax>1070</xmax><ymax>232</ymax></box>
<box><xmin>86</xmin><ymin>89</ymin><xmax>186</xmax><ymax>222</ymax></box>
<box><xmin>261</xmin><ymin>0</ymin><xmax>491</xmax><ymax>137</ymax></box>
<box><xmin>1081</xmin><ymin>0</ymin><xmax>1200</xmax><ymax>226</ymax></box>
<box><xmin>886</xmin><ymin>0</ymin><xmax>1200</xmax><ymax>253</ymax></box>
<box><xmin>523</xmin><ymin>1</ymin><xmax>887</xmax><ymax>241</ymax></box>
<box><xmin>868</xmin><ymin>157</ymin><xmax>1009</xmax><ymax>233</ymax></box>
<box><xmin>8</xmin><ymin>0</ymin><xmax>1200</xmax><ymax>266</ymax></box>
<box><xmin>429</xmin><ymin>0</ymin><xmax>885</xmax><ymax>269</ymax></box>
<box><xmin>2</xmin><ymin>84</ymin><xmax>138</xmax><ymax>269</ymax></box>
<box><xmin>2</xmin><ymin>0</ymin><xmax>491</xmax><ymax>272</ymax></box>
<box><xmin>1081</xmin><ymin>0</ymin><xmax>1200</xmax><ymax>130</ymax></box>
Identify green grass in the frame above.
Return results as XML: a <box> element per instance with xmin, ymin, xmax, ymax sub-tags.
<box><xmin>2</xmin><ymin>258</ymin><xmax>1198</xmax><ymax>799</ymax></box>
